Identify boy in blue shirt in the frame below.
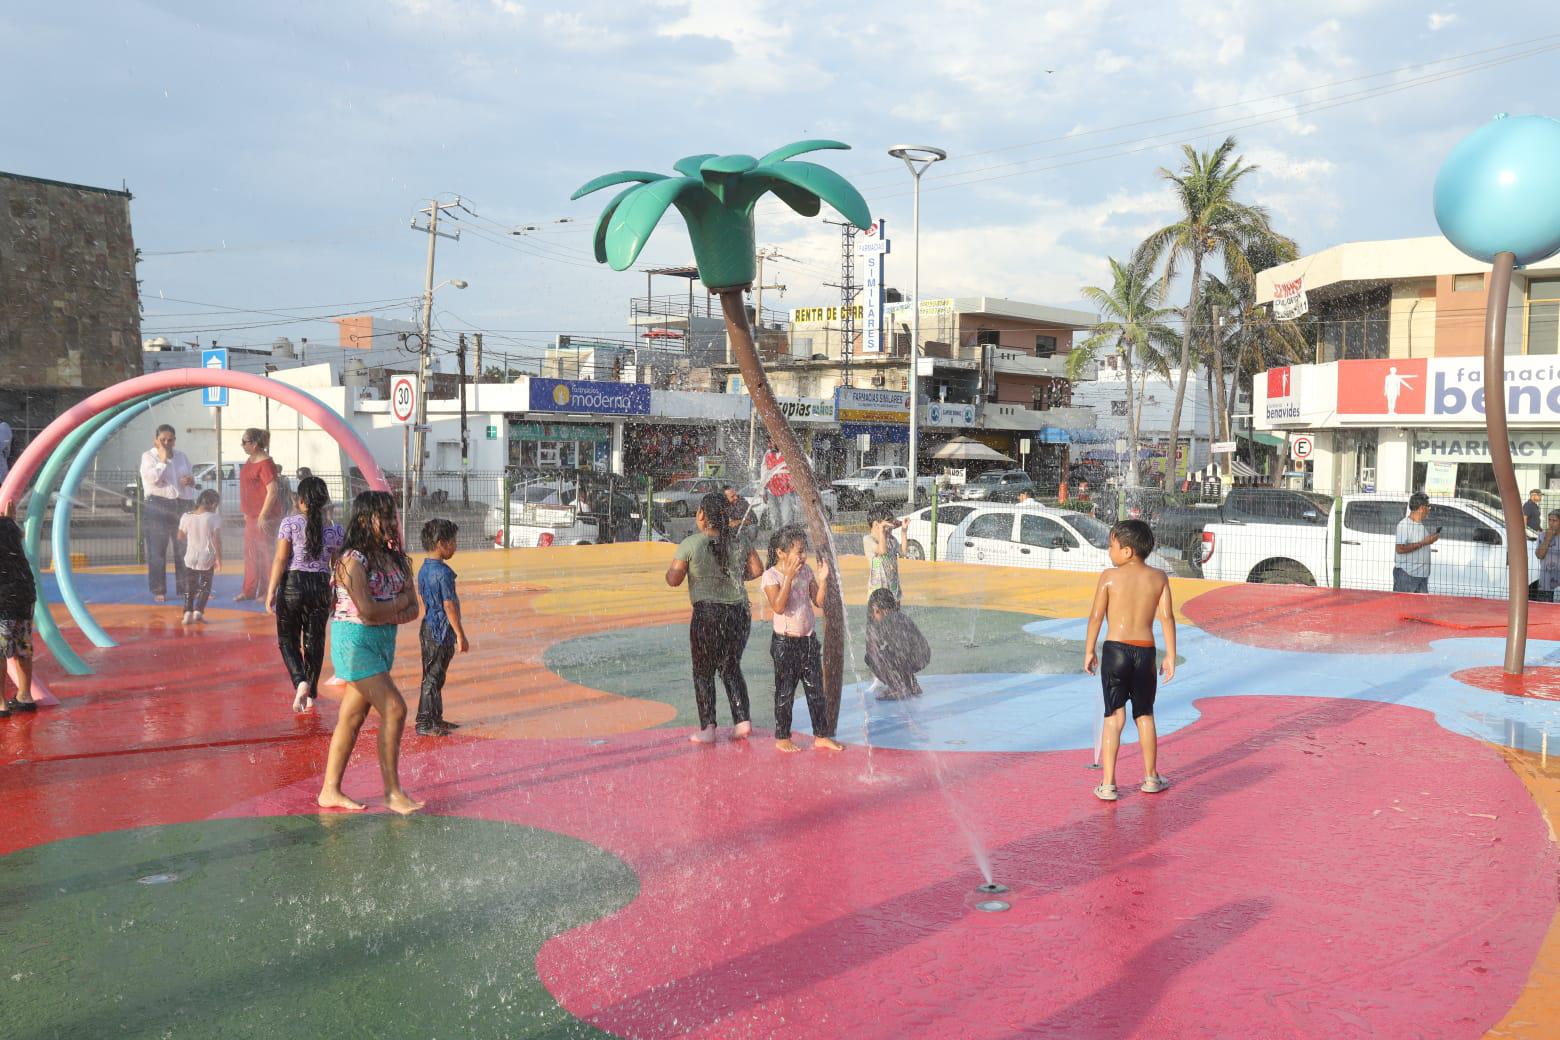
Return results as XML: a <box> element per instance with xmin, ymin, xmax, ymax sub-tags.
<box><xmin>416</xmin><ymin>518</ymin><xmax>470</xmax><ymax>736</ymax></box>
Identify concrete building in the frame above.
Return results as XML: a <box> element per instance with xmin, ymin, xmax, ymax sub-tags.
<box><xmin>0</xmin><ymin>171</ymin><xmax>141</xmax><ymax>450</ymax></box>
<box><xmin>715</xmin><ymin>296</ymin><xmax>1099</xmax><ymax>483</ymax></box>
<box><xmin>1070</xmin><ymin>355</ymin><xmax>1221</xmax><ymax>482</ymax></box>
<box><xmin>1252</xmin><ymin>234</ymin><xmax>1560</xmax><ymax>496</ymax></box>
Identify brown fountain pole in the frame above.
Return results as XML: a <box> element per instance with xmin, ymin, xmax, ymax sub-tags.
<box><xmin>720</xmin><ymin>289</ymin><xmax>846</xmax><ymax>726</ymax></box>
<box><xmin>1484</xmin><ymin>250</ymin><xmax>1527</xmax><ymax>674</ymax></box>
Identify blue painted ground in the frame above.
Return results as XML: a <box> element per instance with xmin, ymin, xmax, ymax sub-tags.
<box><xmin>797</xmin><ymin>617</ymin><xmax>1560</xmax><ymax>755</ymax></box>
<box><xmin>37</xmin><ymin>572</ymin><xmax>271</xmax><ymax>613</ymax></box>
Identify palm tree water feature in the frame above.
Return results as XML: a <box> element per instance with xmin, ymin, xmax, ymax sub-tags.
<box><xmin>572</xmin><ymin>141</ymin><xmax>1003</xmax><ymax>900</ymax></box>
<box><xmin>1434</xmin><ymin>114</ymin><xmax>1560</xmax><ymax>675</ymax></box>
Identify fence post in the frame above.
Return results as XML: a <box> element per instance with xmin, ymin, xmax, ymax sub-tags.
<box><xmin>1331</xmin><ymin>494</ymin><xmax>1343</xmax><ymax>590</ymax></box>
<box><xmin>644</xmin><ymin>474</ymin><xmax>653</xmax><ymax>541</ymax></box>
<box><xmin>502</xmin><ymin>473</ymin><xmax>512</xmax><ymax>549</ymax></box>
<box><xmin>929</xmin><ymin>480</ymin><xmax>939</xmax><ymax>562</ymax></box>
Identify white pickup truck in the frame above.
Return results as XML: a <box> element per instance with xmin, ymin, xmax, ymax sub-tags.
<box><xmin>831</xmin><ymin>466</ymin><xmax>936</xmax><ymax>510</ymax></box>
<box><xmin>1200</xmin><ymin>493</ymin><xmax>1540</xmax><ymax>601</ymax></box>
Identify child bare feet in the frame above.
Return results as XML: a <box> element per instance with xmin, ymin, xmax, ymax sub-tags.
<box><xmin>814</xmin><ymin>737</ymin><xmax>845</xmax><ymax>752</ymax></box>
<box><xmin>292</xmin><ymin>681</ymin><xmax>310</xmax><ymax>713</ymax></box>
<box><xmin>775</xmin><ymin>738</ymin><xmax>801</xmax><ymax>753</ymax></box>
<box><xmin>317</xmin><ymin>788</ymin><xmax>366</xmax><ymax>811</ymax></box>
<box><xmin>385</xmin><ymin>792</ymin><xmax>424</xmax><ymax>815</ymax></box>
<box><xmin>733</xmin><ymin>720</ymin><xmax>752</xmax><ymax>740</ymax></box>
<box><xmin>689</xmin><ymin>726</ymin><xmax>716</xmax><ymax>744</ymax></box>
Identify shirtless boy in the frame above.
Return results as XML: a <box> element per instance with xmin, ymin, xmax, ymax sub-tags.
<box><xmin>1082</xmin><ymin>519</ymin><xmax>1176</xmax><ymax>802</ymax></box>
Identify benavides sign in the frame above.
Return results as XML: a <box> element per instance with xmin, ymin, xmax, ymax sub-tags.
<box><xmin>1335</xmin><ymin>358</ymin><xmax>1560</xmax><ymax>423</ymax></box>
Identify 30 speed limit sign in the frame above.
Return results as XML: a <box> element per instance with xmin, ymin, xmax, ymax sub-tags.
<box><xmin>390</xmin><ymin>375</ymin><xmax>418</xmax><ymax>425</ymax></box>
<box><xmin>1290</xmin><ymin>434</ymin><xmax>1315</xmax><ymax>462</ymax></box>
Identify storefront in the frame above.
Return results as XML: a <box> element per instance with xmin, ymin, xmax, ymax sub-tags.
<box><xmin>507</xmin><ymin>419</ymin><xmax>612</xmax><ymax>471</ymax></box>
<box><xmin>623</xmin><ymin>422</ymin><xmax>720</xmax><ymax>480</ymax></box>
<box><xmin>507</xmin><ymin>377</ymin><xmax>652</xmax><ymax>475</ymax></box>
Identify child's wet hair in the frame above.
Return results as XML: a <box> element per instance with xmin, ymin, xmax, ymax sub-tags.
<box><xmin>1110</xmin><ymin>518</ymin><xmax>1155</xmax><ymax>559</ymax></box>
<box><xmin>421</xmin><ymin>517</ymin><xmax>459</xmax><ymax>550</ymax></box>
<box><xmin>766</xmin><ymin>524</ymin><xmax>807</xmax><ymax>569</ymax></box>
<box><xmin>868</xmin><ymin>587</ymin><xmax>899</xmax><ymax>614</ymax></box>
<box><xmin>868</xmin><ymin>502</ymin><xmax>897</xmax><ymax>525</ymax></box>
<box><xmin>195</xmin><ymin>489</ymin><xmax>221</xmax><ymax>512</ymax></box>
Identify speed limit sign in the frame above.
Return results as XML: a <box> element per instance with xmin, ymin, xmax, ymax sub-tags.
<box><xmin>390</xmin><ymin>375</ymin><xmax>418</xmax><ymax>425</ymax></box>
<box><xmin>1290</xmin><ymin>434</ymin><xmax>1314</xmax><ymax>461</ymax></box>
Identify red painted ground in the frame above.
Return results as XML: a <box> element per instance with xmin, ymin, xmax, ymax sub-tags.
<box><xmin>1454</xmin><ymin>666</ymin><xmax>1560</xmax><ymax>702</ymax></box>
<box><xmin>227</xmin><ymin>696</ymin><xmax>1552</xmax><ymax>1040</ymax></box>
<box><xmin>1183</xmin><ymin>584</ymin><xmax>1560</xmax><ymax>654</ymax></box>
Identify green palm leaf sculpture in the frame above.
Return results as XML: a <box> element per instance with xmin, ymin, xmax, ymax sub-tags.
<box><xmin>573</xmin><ymin>141</ymin><xmax>872</xmax><ymax>732</ymax></box>
<box><xmin>572</xmin><ymin>140</ymin><xmax>871</xmax><ymax>291</ymax></box>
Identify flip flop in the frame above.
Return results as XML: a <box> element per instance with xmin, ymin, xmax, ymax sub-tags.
<box><xmin>1140</xmin><ymin>775</ymin><xmax>1169</xmax><ymax>794</ymax></box>
<box><xmin>1094</xmin><ymin>784</ymin><xmax>1119</xmax><ymax>802</ymax></box>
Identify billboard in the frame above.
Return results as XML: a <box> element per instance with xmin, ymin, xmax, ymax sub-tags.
<box><xmin>528</xmin><ymin>377</ymin><xmax>650</xmax><ymax>415</ymax></box>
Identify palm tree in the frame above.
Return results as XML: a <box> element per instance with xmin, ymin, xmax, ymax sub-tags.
<box><xmin>1070</xmin><ymin>253</ymin><xmax>1180</xmax><ymax>487</ymax></box>
<box><xmin>573</xmin><ymin>140</ymin><xmax>870</xmax><ymax>716</ymax></box>
<box><xmin>1139</xmin><ymin>136</ymin><xmax>1277</xmax><ymax>486</ymax></box>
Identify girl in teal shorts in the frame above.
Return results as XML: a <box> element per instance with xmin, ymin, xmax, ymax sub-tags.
<box><xmin>317</xmin><ymin>491</ymin><xmax>423</xmax><ymax>815</ymax></box>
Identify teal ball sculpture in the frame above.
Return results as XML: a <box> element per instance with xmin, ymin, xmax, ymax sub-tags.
<box><xmin>1434</xmin><ymin>114</ymin><xmax>1560</xmax><ymax>266</ymax></box>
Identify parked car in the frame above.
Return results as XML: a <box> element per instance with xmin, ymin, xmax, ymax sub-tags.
<box><xmin>657</xmin><ymin>477</ymin><xmax>727</xmax><ymax>517</ymax></box>
<box><xmin>124</xmin><ymin>461</ymin><xmax>241</xmax><ymax>512</ymax></box>
<box><xmin>899</xmin><ymin>502</ymin><xmax>980</xmax><ymax>561</ymax></box>
<box><xmin>1153</xmin><ymin>488</ymin><xmax>1332</xmax><ymax>571</ymax></box>
<box><xmin>1200</xmin><ymin>494</ymin><xmax>1539</xmax><ymax>600</ymax></box>
<box><xmin>943</xmin><ymin>503</ymin><xmax>1175</xmax><ymax>573</ymax></box>
<box><xmin>958</xmin><ymin>470</ymin><xmax>1034</xmax><ymax>501</ymax></box>
<box><xmin>831</xmin><ymin>466</ymin><xmax>935</xmax><ymax>509</ymax></box>
<box><xmin>491</xmin><ymin>487</ymin><xmax>665</xmax><ymax>548</ymax></box>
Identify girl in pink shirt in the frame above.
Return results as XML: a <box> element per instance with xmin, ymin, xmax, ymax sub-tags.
<box><xmin>761</xmin><ymin>526</ymin><xmax>843</xmax><ymax>753</ymax></box>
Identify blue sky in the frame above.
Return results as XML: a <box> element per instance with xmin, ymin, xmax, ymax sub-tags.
<box><xmin>4</xmin><ymin>1</ymin><xmax>1555</xmax><ymax>371</ymax></box>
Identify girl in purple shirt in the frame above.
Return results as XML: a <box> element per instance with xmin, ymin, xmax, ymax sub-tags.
<box><xmin>265</xmin><ymin>476</ymin><xmax>343</xmax><ymax>713</ymax></box>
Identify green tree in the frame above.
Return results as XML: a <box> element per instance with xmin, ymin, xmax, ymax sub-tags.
<box><xmin>1139</xmin><ymin>136</ymin><xmax>1277</xmax><ymax>483</ymax></box>
<box><xmin>572</xmin><ymin>141</ymin><xmax>870</xmax><ymax>716</ymax></box>
<box><xmin>1070</xmin><ymin>253</ymin><xmax>1180</xmax><ymax>487</ymax></box>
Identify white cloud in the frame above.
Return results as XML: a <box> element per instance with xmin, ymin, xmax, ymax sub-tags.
<box><xmin>1428</xmin><ymin>11</ymin><xmax>1458</xmax><ymax>29</ymax></box>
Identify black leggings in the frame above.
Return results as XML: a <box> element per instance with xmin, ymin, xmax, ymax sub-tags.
<box><xmin>183</xmin><ymin>569</ymin><xmax>213</xmax><ymax>615</ymax></box>
<box><xmin>690</xmin><ymin>601</ymin><xmax>751</xmax><ymax>730</ymax></box>
<box><xmin>276</xmin><ymin>571</ymin><xmax>332</xmax><ymax>695</ymax></box>
<box><xmin>771</xmin><ymin>632</ymin><xmax>828</xmax><ymax>739</ymax></box>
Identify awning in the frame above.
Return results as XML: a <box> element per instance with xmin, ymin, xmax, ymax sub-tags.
<box><xmin>1040</xmin><ymin>427</ymin><xmax>1114</xmax><ymax>445</ymax></box>
<box><xmin>933</xmin><ymin>436</ymin><xmax>1015</xmax><ymax>462</ymax></box>
<box><xmin>1193</xmin><ymin>458</ymin><xmax>1260</xmax><ymax>480</ymax></box>
<box><xmin>1252</xmin><ymin>431</ymin><xmax>1286</xmax><ymax>448</ymax></box>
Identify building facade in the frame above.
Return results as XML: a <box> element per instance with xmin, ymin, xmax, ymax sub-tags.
<box><xmin>1253</xmin><ymin>235</ymin><xmax>1560</xmax><ymax>497</ymax></box>
<box><xmin>0</xmin><ymin>171</ymin><xmax>141</xmax><ymax>453</ymax></box>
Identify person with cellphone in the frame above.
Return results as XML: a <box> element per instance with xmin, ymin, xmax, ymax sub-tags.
<box><xmin>1392</xmin><ymin>492</ymin><xmax>1439</xmax><ymax>594</ymax></box>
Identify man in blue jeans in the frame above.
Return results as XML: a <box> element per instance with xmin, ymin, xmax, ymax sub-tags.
<box><xmin>1393</xmin><ymin>492</ymin><xmax>1439</xmax><ymax>593</ymax></box>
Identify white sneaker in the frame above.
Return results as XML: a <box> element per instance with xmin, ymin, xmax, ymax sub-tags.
<box><xmin>193</xmin><ymin>612</ymin><xmax>206</xmax><ymax>624</ymax></box>
<box><xmin>182</xmin><ymin>611</ymin><xmax>193</xmax><ymax>625</ymax></box>
<box><xmin>292</xmin><ymin>681</ymin><xmax>310</xmax><ymax>713</ymax></box>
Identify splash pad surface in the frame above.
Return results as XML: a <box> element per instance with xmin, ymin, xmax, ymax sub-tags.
<box><xmin>2</xmin><ymin>545</ymin><xmax>1557</xmax><ymax>1038</ymax></box>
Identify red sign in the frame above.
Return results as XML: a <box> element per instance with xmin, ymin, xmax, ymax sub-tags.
<box><xmin>1337</xmin><ymin>358</ymin><xmax>1427</xmax><ymax>416</ymax></box>
<box><xmin>1266</xmin><ymin>367</ymin><xmax>1292</xmax><ymax>400</ymax></box>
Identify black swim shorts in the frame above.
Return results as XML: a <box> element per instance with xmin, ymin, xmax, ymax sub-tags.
<box><xmin>1100</xmin><ymin>640</ymin><xmax>1157</xmax><ymax>719</ymax></box>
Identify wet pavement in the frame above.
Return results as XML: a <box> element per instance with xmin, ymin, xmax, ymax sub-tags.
<box><xmin>2</xmin><ymin>545</ymin><xmax>1557</xmax><ymax>1038</ymax></box>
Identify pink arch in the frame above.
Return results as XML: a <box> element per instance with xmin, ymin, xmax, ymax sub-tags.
<box><xmin>0</xmin><ymin>369</ymin><xmax>390</xmax><ymax>511</ymax></box>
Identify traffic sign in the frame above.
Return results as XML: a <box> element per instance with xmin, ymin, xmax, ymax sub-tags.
<box><xmin>201</xmin><ymin>348</ymin><xmax>229</xmax><ymax>407</ymax></box>
<box><xmin>1290</xmin><ymin>434</ymin><xmax>1315</xmax><ymax>461</ymax></box>
<box><xmin>390</xmin><ymin>375</ymin><xmax>418</xmax><ymax>425</ymax></box>
<box><xmin>1211</xmin><ymin>440</ymin><xmax>1238</xmax><ymax>455</ymax></box>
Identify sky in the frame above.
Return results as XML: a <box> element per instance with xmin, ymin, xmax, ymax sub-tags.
<box><xmin>4</xmin><ymin>0</ymin><xmax>1556</xmax><ymax>373</ymax></box>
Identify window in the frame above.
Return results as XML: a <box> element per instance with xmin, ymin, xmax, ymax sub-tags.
<box><xmin>933</xmin><ymin>505</ymin><xmax>974</xmax><ymax>527</ymax></box>
<box><xmin>1344</xmin><ymin>500</ymin><xmax>1406</xmax><ymax>535</ymax></box>
<box><xmin>1110</xmin><ymin>400</ymin><xmax>1128</xmax><ymax>417</ymax></box>
<box><xmin>1061</xmin><ymin>513</ymin><xmax>1112</xmax><ymax>549</ymax></box>
<box><xmin>1426</xmin><ymin>504</ymin><xmax>1497</xmax><ymax>544</ymax></box>
<box><xmin>976</xmin><ymin>330</ymin><xmax>1001</xmax><ymax>346</ymax></box>
<box><xmin>1021</xmin><ymin>514</ymin><xmax>1076</xmax><ymax>548</ymax></box>
<box><xmin>967</xmin><ymin>513</ymin><xmax>1014</xmax><ymax>540</ymax></box>
<box><xmin>1318</xmin><ymin>286</ymin><xmax>1391</xmax><ymax>361</ymax></box>
<box><xmin>1035</xmin><ymin>334</ymin><xmax>1058</xmax><ymax>357</ymax></box>
<box><xmin>1454</xmin><ymin>273</ymin><xmax>1485</xmax><ymax>292</ymax></box>
<box><xmin>1528</xmin><ymin>279</ymin><xmax>1560</xmax><ymax>356</ymax></box>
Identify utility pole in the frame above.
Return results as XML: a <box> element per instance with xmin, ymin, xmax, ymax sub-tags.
<box><xmin>458</xmin><ymin>332</ymin><xmax>470</xmax><ymax>507</ymax></box>
<box><xmin>473</xmin><ymin>332</ymin><xmax>483</xmax><ymax>385</ymax></box>
<box><xmin>409</xmin><ymin>197</ymin><xmax>462</xmax><ymax>499</ymax></box>
<box><xmin>748</xmin><ymin>247</ymin><xmax>787</xmax><ymax>474</ymax></box>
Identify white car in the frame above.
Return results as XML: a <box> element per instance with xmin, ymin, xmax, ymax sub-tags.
<box><xmin>943</xmin><ymin>503</ymin><xmax>1175</xmax><ymax>573</ymax></box>
<box><xmin>898</xmin><ymin>502</ymin><xmax>982</xmax><ymax>561</ymax></box>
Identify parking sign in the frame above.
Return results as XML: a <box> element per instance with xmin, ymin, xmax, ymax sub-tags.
<box><xmin>201</xmin><ymin>348</ymin><xmax>229</xmax><ymax>407</ymax></box>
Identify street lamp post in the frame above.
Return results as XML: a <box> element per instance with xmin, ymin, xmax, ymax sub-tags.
<box><xmin>888</xmin><ymin>145</ymin><xmax>947</xmax><ymax>507</ymax></box>
<box><xmin>413</xmin><ymin>277</ymin><xmax>469</xmax><ymax>499</ymax></box>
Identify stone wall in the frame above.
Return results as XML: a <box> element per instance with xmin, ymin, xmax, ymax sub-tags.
<box><xmin>0</xmin><ymin>171</ymin><xmax>141</xmax><ymax>395</ymax></box>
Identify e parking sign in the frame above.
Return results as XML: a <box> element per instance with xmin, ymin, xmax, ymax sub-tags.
<box><xmin>1290</xmin><ymin>434</ymin><xmax>1315</xmax><ymax>462</ymax></box>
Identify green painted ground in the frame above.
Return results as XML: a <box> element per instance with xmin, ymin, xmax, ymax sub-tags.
<box><xmin>0</xmin><ymin>816</ymin><xmax>635</xmax><ymax>1039</ymax></box>
<box><xmin>545</xmin><ymin>606</ymin><xmax>1087</xmax><ymax>729</ymax></box>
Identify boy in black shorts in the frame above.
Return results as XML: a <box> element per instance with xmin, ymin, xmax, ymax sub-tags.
<box><xmin>1082</xmin><ymin>519</ymin><xmax>1176</xmax><ymax>802</ymax></box>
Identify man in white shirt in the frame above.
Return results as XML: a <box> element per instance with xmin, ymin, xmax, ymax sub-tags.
<box><xmin>139</xmin><ymin>424</ymin><xmax>196</xmax><ymax>602</ymax></box>
<box><xmin>1393</xmin><ymin>492</ymin><xmax>1439</xmax><ymax>594</ymax></box>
